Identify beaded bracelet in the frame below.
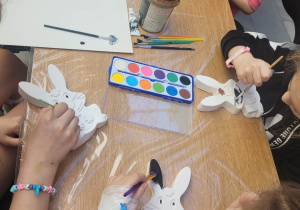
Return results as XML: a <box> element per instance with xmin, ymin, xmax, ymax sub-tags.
<box><xmin>10</xmin><ymin>183</ymin><xmax>56</xmax><ymax>196</ymax></box>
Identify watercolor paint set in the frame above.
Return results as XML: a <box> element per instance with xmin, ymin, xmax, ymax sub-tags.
<box><xmin>108</xmin><ymin>56</ymin><xmax>194</xmax><ymax>103</ymax></box>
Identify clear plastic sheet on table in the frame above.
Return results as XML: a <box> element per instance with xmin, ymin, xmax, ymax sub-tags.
<box><xmin>103</xmin><ymin>86</ymin><xmax>192</xmax><ymax>135</ymax></box>
<box><xmin>16</xmin><ymin>1</ymin><xmax>278</xmax><ymax>209</ymax></box>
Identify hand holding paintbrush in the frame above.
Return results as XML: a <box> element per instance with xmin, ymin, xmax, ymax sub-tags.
<box><xmin>236</xmin><ymin>56</ymin><xmax>283</xmax><ymax>99</ymax></box>
<box><xmin>123</xmin><ymin>171</ymin><xmax>157</xmax><ymax>197</ymax></box>
<box><xmin>98</xmin><ymin>172</ymin><xmax>156</xmax><ymax>209</ymax></box>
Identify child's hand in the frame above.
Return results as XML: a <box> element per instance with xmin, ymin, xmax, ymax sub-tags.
<box><xmin>0</xmin><ymin>115</ymin><xmax>22</xmax><ymax>146</ymax></box>
<box><xmin>24</xmin><ymin>102</ymin><xmax>80</xmax><ymax>167</ymax></box>
<box><xmin>108</xmin><ymin>173</ymin><xmax>148</xmax><ymax>200</ymax></box>
<box><xmin>98</xmin><ymin>173</ymin><xmax>148</xmax><ymax>210</ymax></box>
<box><xmin>230</xmin><ymin>47</ymin><xmax>272</xmax><ymax>86</ymax></box>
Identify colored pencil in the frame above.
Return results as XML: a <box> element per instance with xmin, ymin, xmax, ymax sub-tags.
<box><xmin>142</xmin><ymin>34</ymin><xmax>201</xmax><ymax>39</ymax></box>
<box><xmin>123</xmin><ymin>172</ymin><xmax>157</xmax><ymax>197</ymax></box>
<box><xmin>236</xmin><ymin>55</ymin><xmax>283</xmax><ymax>100</ymax></box>
<box><xmin>135</xmin><ymin>42</ymin><xmax>194</xmax><ymax>45</ymax></box>
<box><xmin>133</xmin><ymin>45</ymin><xmax>195</xmax><ymax>50</ymax></box>
<box><xmin>146</xmin><ymin>38</ymin><xmax>203</xmax><ymax>41</ymax></box>
<box><xmin>38</xmin><ymin>99</ymin><xmax>55</xmax><ymax>108</ymax></box>
<box><xmin>141</xmin><ymin>40</ymin><xmax>195</xmax><ymax>44</ymax></box>
<box><xmin>135</xmin><ymin>39</ymin><xmax>194</xmax><ymax>45</ymax></box>
<box><xmin>136</xmin><ymin>39</ymin><xmax>194</xmax><ymax>44</ymax></box>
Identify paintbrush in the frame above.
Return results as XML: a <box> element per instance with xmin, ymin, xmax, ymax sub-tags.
<box><xmin>236</xmin><ymin>56</ymin><xmax>284</xmax><ymax>100</ymax></box>
<box><xmin>44</xmin><ymin>24</ymin><xmax>118</xmax><ymax>45</ymax></box>
<box><xmin>133</xmin><ymin>45</ymin><xmax>195</xmax><ymax>50</ymax></box>
<box><xmin>123</xmin><ymin>171</ymin><xmax>157</xmax><ymax>197</ymax></box>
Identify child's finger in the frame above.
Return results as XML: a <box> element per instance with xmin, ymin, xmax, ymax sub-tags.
<box><xmin>71</xmin><ymin>125</ymin><xmax>80</xmax><ymax>148</ymax></box>
<box><xmin>3</xmin><ymin>135</ymin><xmax>19</xmax><ymax>146</ymax></box>
<box><xmin>60</xmin><ymin>108</ymin><xmax>76</xmax><ymax>125</ymax></box>
<box><xmin>108</xmin><ymin>176</ymin><xmax>118</xmax><ymax>185</ymax></box>
<box><xmin>68</xmin><ymin>116</ymin><xmax>79</xmax><ymax>131</ymax></box>
<box><xmin>244</xmin><ymin>69</ymin><xmax>254</xmax><ymax>85</ymax></box>
<box><xmin>131</xmin><ymin>182</ymin><xmax>148</xmax><ymax>200</ymax></box>
<box><xmin>53</xmin><ymin>102</ymin><xmax>69</xmax><ymax>118</ymax></box>
<box><xmin>260</xmin><ymin>67</ymin><xmax>272</xmax><ymax>82</ymax></box>
<box><xmin>237</xmin><ymin>74</ymin><xmax>249</xmax><ymax>85</ymax></box>
<box><xmin>126</xmin><ymin>173</ymin><xmax>148</xmax><ymax>186</ymax></box>
<box><xmin>252</xmin><ymin>69</ymin><xmax>263</xmax><ymax>86</ymax></box>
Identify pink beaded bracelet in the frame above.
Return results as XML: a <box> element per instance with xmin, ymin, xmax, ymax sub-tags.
<box><xmin>10</xmin><ymin>183</ymin><xmax>56</xmax><ymax>196</ymax></box>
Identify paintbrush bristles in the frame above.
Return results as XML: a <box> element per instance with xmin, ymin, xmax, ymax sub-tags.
<box><xmin>147</xmin><ymin>171</ymin><xmax>157</xmax><ymax>180</ymax></box>
<box><xmin>147</xmin><ymin>174</ymin><xmax>157</xmax><ymax>180</ymax></box>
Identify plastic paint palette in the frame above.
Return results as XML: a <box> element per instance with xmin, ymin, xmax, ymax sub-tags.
<box><xmin>108</xmin><ymin>56</ymin><xmax>194</xmax><ymax>103</ymax></box>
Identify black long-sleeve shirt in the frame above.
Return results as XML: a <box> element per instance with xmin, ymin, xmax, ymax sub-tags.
<box><xmin>221</xmin><ymin>30</ymin><xmax>300</xmax><ymax>184</ymax></box>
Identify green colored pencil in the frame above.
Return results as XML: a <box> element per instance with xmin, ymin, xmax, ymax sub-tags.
<box><xmin>38</xmin><ymin>99</ymin><xmax>55</xmax><ymax>108</ymax></box>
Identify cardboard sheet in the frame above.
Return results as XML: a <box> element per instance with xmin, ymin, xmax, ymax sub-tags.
<box><xmin>0</xmin><ymin>0</ymin><xmax>133</xmax><ymax>53</ymax></box>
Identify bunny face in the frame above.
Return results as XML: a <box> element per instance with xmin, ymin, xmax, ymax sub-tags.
<box><xmin>143</xmin><ymin>184</ymin><xmax>184</xmax><ymax>210</ymax></box>
<box><xmin>143</xmin><ymin>162</ymin><xmax>191</xmax><ymax>210</ymax></box>
<box><xmin>48</xmin><ymin>64</ymin><xmax>86</xmax><ymax>114</ymax></box>
<box><xmin>18</xmin><ymin>64</ymin><xmax>108</xmax><ymax>149</ymax></box>
<box><xmin>49</xmin><ymin>89</ymin><xmax>85</xmax><ymax>111</ymax></box>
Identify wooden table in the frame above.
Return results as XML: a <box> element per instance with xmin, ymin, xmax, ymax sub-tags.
<box><xmin>20</xmin><ymin>0</ymin><xmax>279</xmax><ymax>209</ymax></box>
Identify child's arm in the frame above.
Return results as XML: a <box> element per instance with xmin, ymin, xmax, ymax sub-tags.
<box><xmin>221</xmin><ymin>30</ymin><xmax>284</xmax><ymax>86</ymax></box>
<box><xmin>230</xmin><ymin>0</ymin><xmax>262</xmax><ymax>15</ymax></box>
<box><xmin>230</xmin><ymin>0</ymin><xmax>254</xmax><ymax>15</ymax></box>
<box><xmin>98</xmin><ymin>173</ymin><xmax>148</xmax><ymax>210</ymax></box>
<box><xmin>10</xmin><ymin>103</ymin><xmax>80</xmax><ymax>210</ymax></box>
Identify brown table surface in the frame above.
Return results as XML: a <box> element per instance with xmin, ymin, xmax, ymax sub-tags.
<box><xmin>20</xmin><ymin>0</ymin><xmax>279</xmax><ymax>209</ymax></box>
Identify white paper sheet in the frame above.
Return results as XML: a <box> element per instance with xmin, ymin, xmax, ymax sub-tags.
<box><xmin>0</xmin><ymin>0</ymin><xmax>133</xmax><ymax>53</ymax></box>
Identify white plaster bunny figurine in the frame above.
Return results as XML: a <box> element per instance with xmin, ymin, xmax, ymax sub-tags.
<box><xmin>194</xmin><ymin>75</ymin><xmax>263</xmax><ymax>118</ymax></box>
<box><xmin>18</xmin><ymin>64</ymin><xmax>108</xmax><ymax>149</ymax></box>
<box><xmin>143</xmin><ymin>159</ymin><xmax>191</xmax><ymax>210</ymax></box>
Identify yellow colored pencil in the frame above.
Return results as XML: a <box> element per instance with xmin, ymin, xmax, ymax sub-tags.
<box><xmin>150</xmin><ymin>38</ymin><xmax>203</xmax><ymax>41</ymax></box>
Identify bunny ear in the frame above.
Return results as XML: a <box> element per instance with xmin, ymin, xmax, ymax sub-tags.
<box><xmin>171</xmin><ymin>167</ymin><xmax>191</xmax><ymax>197</ymax></box>
<box><xmin>148</xmin><ymin>159</ymin><xmax>163</xmax><ymax>189</ymax></box>
<box><xmin>18</xmin><ymin>82</ymin><xmax>52</xmax><ymax>108</ymax></box>
<box><xmin>195</xmin><ymin>75</ymin><xmax>221</xmax><ymax>93</ymax></box>
<box><xmin>197</xmin><ymin>96</ymin><xmax>224</xmax><ymax>112</ymax></box>
<box><xmin>48</xmin><ymin>64</ymin><xmax>67</xmax><ymax>89</ymax></box>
